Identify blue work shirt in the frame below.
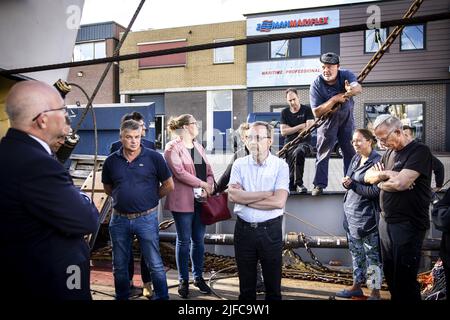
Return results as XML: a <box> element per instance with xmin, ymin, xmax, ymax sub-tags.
<box><xmin>309</xmin><ymin>69</ymin><xmax>358</xmax><ymax>119</ymax></box>
<box><xmin>102</xmin><ymin>147</ymin><xmax>172</xmax><ymax>213</ymax></box>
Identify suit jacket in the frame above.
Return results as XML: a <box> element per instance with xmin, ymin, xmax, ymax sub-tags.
<box><xmin>109</xmin><ymin>138</ymin><xmax>155</xmax><ymax>154</ymax></box>
<box><xmin>0</xmin><ymin>128</ymin><xmax>99</xmax><ymax>300</ymax></box>
<box><xmin>164</xmin><ymin>137</ymin><xmax>214</xmax><ymax>212</ymax></box>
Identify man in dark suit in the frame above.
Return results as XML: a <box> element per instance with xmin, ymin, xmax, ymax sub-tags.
<box><xmin>109</xmin><ymin>111</ymin><xmax>155</xmax><ymax>153</ymax></box>
<box><xmin>0</xmin><ymin>80</ymin><xmax>99</xmax><ymax>300</ymax></box>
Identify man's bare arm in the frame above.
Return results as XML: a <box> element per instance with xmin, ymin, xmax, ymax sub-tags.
<box><xmin>280</xmin><ymin>123</ymin><xmax>306</xmax><ymax>136</ymax></box>
<box><xmin>378</xmin><ymin>169</ymin><xmax>420</xmax><ymax>192</ymax></box>
<box><xmin>103</xmin><ymin>184</ymin><xmax>113</xmax><ymax>196</ymax></box>
<box><xmin>248</xmin><ymin>189</ymin><xmax>289</xmax><ymax>210</ymax></box>
<box><xmin>159</xmin><ymin>177</ymin><xmax>174</xmax><ymax>198</ymax></box>
<box><xmin>312</xmin><ymin>93</ymin><xmax>348</xmax><ymax>118</ymax></box>
<box><xmin>345</xmin><ymin>80</ymin><xmax>362</xmax><ymax>97</ymax></box>
<box><xmin>280</xmin><ymin>119</ymin><xmax>315</xmax><ymax>137</ymax></box>
<box><xmin>365</xmin><ymin>162</ymin><xmax>399</xmax><ymax>184</ymax></box>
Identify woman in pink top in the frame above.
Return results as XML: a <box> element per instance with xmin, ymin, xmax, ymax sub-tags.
<box><xmin>164</xmin><ymin>114</ymin><xmax>214</xmax><ymax>298</ymax></box>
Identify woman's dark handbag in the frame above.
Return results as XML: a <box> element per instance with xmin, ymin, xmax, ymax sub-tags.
<box><xmin>200</xmin><ymin>185</ymin><xmax>231</xmax><ymax>225</ymax></box>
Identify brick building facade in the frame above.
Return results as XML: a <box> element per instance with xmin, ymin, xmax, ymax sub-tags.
<box><xmin>246</xmin><ymin>0</ymin><xmax>450</xmax><ymax>151</ymax></box>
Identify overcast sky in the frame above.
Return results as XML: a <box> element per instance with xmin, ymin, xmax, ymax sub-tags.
<box><xmin>81</xmin><ymin>0</ymin><xmax>378</xmax><ymax>30</ymax></box>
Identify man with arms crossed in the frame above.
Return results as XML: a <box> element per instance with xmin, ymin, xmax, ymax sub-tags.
<box><xmin>229</xmin><ymin>121</ymin><xmax>289</xmax><ymax>300</ymax></box>
<box><xmin>365</xmin><ymin>115</ymin><xmax>432</xmax><ymax>301</ymax></box>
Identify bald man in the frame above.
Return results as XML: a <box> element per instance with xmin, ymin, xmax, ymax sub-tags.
<box><xmin>0</xmin><ymin>80</ymin><xmax>99</xmax><ymax>300</ymax></box>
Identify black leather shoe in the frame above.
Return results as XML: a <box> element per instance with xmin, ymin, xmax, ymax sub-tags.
<box><xmin>194</xmin><ymin>277</ymin><xmax>212</xmax><ymax>294</ymax></box>
<box><xmin>256</xmin><ymin>280</ymin><xmax>266</xmax><ymax>293</ymax></box>
<box><xmin>178</xmin><ymin>279</ymin><xmax>189</xmax><ymax>298</ymax></box>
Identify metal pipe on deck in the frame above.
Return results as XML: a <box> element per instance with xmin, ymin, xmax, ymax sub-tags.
<box><xmin>159</xmin><ymin>232</ymin><xmax>441</xmax><ymax>251</ymax></box>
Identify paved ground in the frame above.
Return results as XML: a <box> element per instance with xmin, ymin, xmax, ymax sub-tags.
<box><xmin>90</xmin><ymin>265</ymin><xmax>391</xmax><ymax>301</ymax></box>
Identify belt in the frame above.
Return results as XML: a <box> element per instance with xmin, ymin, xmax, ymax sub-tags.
<box><xmin>237</xmin><ymin>215</ymin><xmax>282</xmax><ymax>228</ymax></box>
<box><xmin>113</xmin><ymin>206</ymin><xmax>157</xmax><ymax>219</ymax></box>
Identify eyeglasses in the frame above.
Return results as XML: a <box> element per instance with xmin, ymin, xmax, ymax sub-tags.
<box><xmin>189</xmin><ymin>122</ymin><xmax>197</xmax><ymax>126</ymax></box>
<box><xmin>32</xmin><ymin>106</ymin><xmax>68</xmax><ymax>122</ymax></box>
<box><xmin>378</xmin><ymin>128</ymin><xmax>397</xmax><ymax>143</ymax></box>
<box><xmin>351</xmin><ymin>138</ymin><xmax>369</xmax><ymax>144</ymax></box>
<box><xmin>246</xmin><ymin>135</ymin><xmax>269</xmax><ymax>142</ymax></box>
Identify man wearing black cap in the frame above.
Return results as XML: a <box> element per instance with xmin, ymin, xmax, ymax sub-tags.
<box><xmin>309</xmin><ymin>52</ymin><xmax>362</xmax><ymax>196</ymax></box>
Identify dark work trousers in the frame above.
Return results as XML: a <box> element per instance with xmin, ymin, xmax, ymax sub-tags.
<box><xmin>234</xmin><ymin>216</ymin><xmax>283</xmax><ymax>300</ymax></box>
<box><xmin>378</xmin><ymin>218</ymin><xmax>426</xmax><ymax>301</ymax></box>
<box><xmin>128</xmin><ymin>243</ymin><xmax>152</xmax><ymax>284</ymax></box>
<box><xmin>286</xmin><ymin>143</ymin><xmax>311</xmax><ymax>190</ymax></box>
<box><xmin>313</xmin><ymin>110</ymin><xmax>355</xmax><ymax>188</ymax></box>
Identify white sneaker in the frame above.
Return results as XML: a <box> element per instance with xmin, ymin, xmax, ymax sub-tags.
<box><xmin>142</xmin><ymin>282</ymin><xmax>153</xmax><ymax>299</ymax></box>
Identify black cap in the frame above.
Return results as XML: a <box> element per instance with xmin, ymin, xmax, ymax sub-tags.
<box><xmin>320</xmin><ymin>52</ymin><xmax>340</xmax><ymax>65</ymax></box>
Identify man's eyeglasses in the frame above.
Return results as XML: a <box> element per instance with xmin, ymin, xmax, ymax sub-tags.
<box><xmin>32</xmin><ymin>106</ymin><xmax>68</xmax><ymax>122</ymax></box>
<box><xmin>246</xmin><ymin>135</ymin><xmax>269</xmax><ymax>142</ymax></box>
<box><xmin>378</xmin><ymin>128</ymin><xmax>397</xmax><ymax>143</ymax></box>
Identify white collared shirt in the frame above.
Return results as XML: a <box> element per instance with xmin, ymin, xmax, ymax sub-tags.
<box><xmin>28</xmin><ymin>134</ymin><xmax>52</xmax><ymax>155</ymax></box>
<box><xmin>229</xmin><ymin>153</ymin><xmax>289</xmax><ymax>223</ymax></box>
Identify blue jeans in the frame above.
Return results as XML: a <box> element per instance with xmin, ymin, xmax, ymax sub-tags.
<box><xmin>109</xmin><ymin>211</ymin><xmax>169</xmax><ymax>300</ymax></box>
<box><xmin>172</xmin><ymin>203</ymin><xmax>206</xmax><ymax>281</ymax></box>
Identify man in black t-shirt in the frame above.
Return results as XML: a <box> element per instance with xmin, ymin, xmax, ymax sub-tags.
<box><xmin>365</xmin><ymin>115</ymin><xmax>432</xmax><ymax>301</ymax></box>
<box><xmin>280</xmin><ymin>88</ymin><xmax>315</xmax><ymax>193</ymax></box>
<box><xmin>403</xmin><ymin>125</ymin><xmax>445</xmax><ymax>192</ymax></box>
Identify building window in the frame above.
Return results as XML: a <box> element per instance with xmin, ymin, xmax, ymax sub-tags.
<box><xmin>365</xmin><ymin>103</ymin><xmax>424</xmax><ymax>141</ymax></box>
<box><xmin>401</xmin><ymin>24</ymin><xmax>425</xmax><ymax>51</ymax></box>
<box><xmin>365</xmin><ymin>28</ymin><xmax>387</xmax><ymax>53</ymax></box>
<box><xmin>73</xmin><ymin>41</ymin><xmax>106</xmax><ymax>61</ymax></box>
<box><xmin>271</xmin><ymin>40</ymin><xmax>289</xmax><ymax>59</ymax></box>
<box><xmin>301</xmin><ymin>36</ymin><xmax>321</xmax><ymax>56</ymax></box>
<box><xmin>138</xmin><ymin>39</ymin><xmax>187</xmax><ymax>69</ymax></box>
<box><xmin>247</xmin><ymin>43</ymin><xmax>269</xmax><ymax>61</ymax></box>
<box><xmin>214</xmin><ymin>39</ymin><xmax>234</xmax><ymax>64</ymax></box>
<box><xmin>209</xmin><ymin>90</ymin><xmax>232</xmax><ymax>111</ymax></box>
